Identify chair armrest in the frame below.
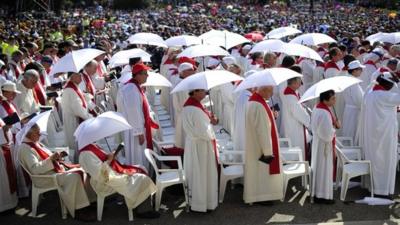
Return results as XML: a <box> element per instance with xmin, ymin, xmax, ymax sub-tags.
<box><xmin>283</xmin><ymin>160</ymin><xmax>309</xmax><ymax>166</ymax></box>
<box><xmin>347</xmin><ymin>160</ymin><xmax>371</xmax><ymax>164</ymax></box>
<box><xmin>156</xmin><ymin>155</ymin><xmax>183</xmax><ymax>169</ymax></box>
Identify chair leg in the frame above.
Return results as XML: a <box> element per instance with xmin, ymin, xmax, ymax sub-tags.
<box><xmin>128</xmin><ymin>208</ymin><xmax>134</xmax><ymax>221</ymax></box>
<box><xmin>282</xmin><ymin>177</ymin><xmax>288</xmax><ymax>202</ymax></box>
<box><xmin>335</xmin><ymin>164</ymin><xmax>341</xmax><ymax>191</ymax></box>
<box><xmin>309</xmin><ymin>171</ymin><xmax>313</xmax><ymax>203</ymax></box>
<box><xmin>219</xmin><ymin>176</ymin><xmax>228</xmax><ymax>203</ymax></box>
<box><xmin>59</xmin><ymin>197</ymin><xmax>68</xmax><ymax>219</ymax></box>
<box><xmin>182</xmin><ymin>183</ymin><xmax>189</xmax><ymax>210</ymax></box>
<box><xmin>155</xmin><ymin>186</ymin><xmax>163</xmax><ymax>211</ymax></box>
<box><xmin>97</xmin><ymin>196</ymin><xmax>105</xmax><ymax>221</ymax></box>
<box><xmin>340</xmin><ymin>174</ymin><xmax>350</xmax><ymax>201</ymax></box>
<box><xmin>31</xmin><ymin>188</ymin><xmax>39</xmax><ymax>217</ymax></box>
<box><xmin>369</xmin><ymin>174</ymin><xmax>374</xmax><ymax>198</ymax></box>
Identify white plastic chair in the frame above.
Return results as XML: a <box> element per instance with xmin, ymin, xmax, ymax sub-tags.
<box><xmin>144</xmin><ymin>149</ymin><xmax>188</xmax><ymax>211</ymax></box>
<box><xmin>218</xmin><ymin>150</ymin><xmax>244</xmax><ymax>203</ymax></box>
<box><xmin>281</xmin><ymin>150</ymin><xmax>312</xmax><ymax>202</ymax></box>
<box><xmin>95</xmin><ymin>190</ymin><xmax>135</xmax><ymax>221</ymax></box>
<box><xmin>279</xmin><ymin>138</ymin><xmax>292</xmax><ymax>148</ymax></box>
<box><xmin>20</xmin><ymin>162</ymin><xmax>68</xmax><ymax>219</ymax></box>
<box><xmin>336</xmin><ymin>146</ymin><xmax>374</xmax><ymax>201</ymax></box>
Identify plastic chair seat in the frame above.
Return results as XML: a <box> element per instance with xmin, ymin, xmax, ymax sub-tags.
<box><xmin>159</xmin><ymin>171</ymin><xmax>181</xmax><ymax>184</ymax></box>
<box><xmin>223</xmin><ymin>165</ymin><xmax>243</xmax><ymax>176</ymax></box>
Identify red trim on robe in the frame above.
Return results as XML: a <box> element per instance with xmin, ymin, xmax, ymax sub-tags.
<box><xmin>2</xmin><ymin>145</ymin><xmax>17</xmax><ymax>193</ymax></box>
<box><xmin>248</xmin><ymin>92</ymin><xmax>281</xmax><ymax>174</ymax></box>
<box><xmin>364</xmin><ymin>60</ymin><xmax>378</xmax><ymax>70</ymax></box>
<box><xmin>64</xmin><ymin>81</ymin><xmax>87</xmax><ymax>109</ymax></box>
<box><xmin>373</xmin><ymin>84</ymin><xmax>386</xmax><ymax>91</ymax></box>
<box><xmin>81</xmin><ymin>72</ymin><xmax>96</xmax><ymax>97</ymax></box>
<box><xmin>79</xmin><ymin>144</ymin><xmax>148</xmax><ymax>175</ymax></box>
<box><xmin>324</xmin><ymin>60</ymin><xmax>340</xmax><ymax>71</ymax></box>
<box><xmin>33</xmin><ymin>82</ymin><xmax>46</xmax><ymax>105</ymax></box>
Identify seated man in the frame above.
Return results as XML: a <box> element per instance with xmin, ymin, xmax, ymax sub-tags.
<box><xmin>78</xmin><ymin>143</ymin><xmax>159</xmax><ymax>218</ymax></box>
<box><xmin>18</xmin><ymin>123</ymin><xmax>95</xmax><ymax>221</ymax></box>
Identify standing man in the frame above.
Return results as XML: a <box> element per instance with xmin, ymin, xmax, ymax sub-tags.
<box><xmin>360</xmin><ymin>72</ymin><xmax>400</xmax><ymax>198</ymax></box>
<box><xmin>311</xmin><ymin>90</ymin><xmax>340</xmax><ymax>204</ymax></box>
<box><xmin>324</xmin><ymin>47</ymin><xmax>343</xmax><ymax>79</ymax></box>
<box><xmin>61</xmin><ymin>72</ymin><xmax>93</xmax><ymax>162</ymax></box>
<box><xmin>244</xmin><ymin>85</ymin><xmax>283</xmax><ymax>204</ymax></box>
<box><xmin>182</xmin><ymin>89</ymin><xmax>218</xmax><ymax>212</ymax></box>
<box><xmin>116</xmin><ymin>63</ymin><xmax>158</xmax><ymax>169</ymax></box>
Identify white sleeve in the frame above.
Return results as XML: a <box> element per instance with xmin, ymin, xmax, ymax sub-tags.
<box><xmin>122</xmin><ymin>85</ymin><xmax>145</xmax><ymax>136</ymax></box>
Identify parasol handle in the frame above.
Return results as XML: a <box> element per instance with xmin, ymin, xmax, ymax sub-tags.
<box><xmin>104</xmin><ymin>137</ymin><xmax>112</xmax><ymax>152</ymax></box>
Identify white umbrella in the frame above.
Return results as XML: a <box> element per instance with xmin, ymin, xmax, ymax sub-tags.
<box><xmin>282</xmin><ymin>43</ymin><xmax>324</xmax><ymax>62</ymax></box>
<box><xmin>265</xmin><ymin>26</ymin><xmax>302</xmax><ymax>39</ymax></box>
<box><xmin>199</xmin><ymin>30</ymin><xmax>249</xmax><ymax>49</ymax></box>
<box><xmin>109</xmin><ymin>48</ymin><xmax>151</xmax><ymax>68</ymax></box>
<box><xmin>170</xmin><ymin>70</ymin><xmax>243</xmax><ymax>94</ymax></box>
<box><xmin>299</xmin><ymin>76</ymin><xmax>362</xmax><ymax>103</ymax></box>
<box><xmin>74</xmin><ymin>111</ymin><xmax>132</xmax><ymax>150</ymax></box>
<box><xmin>355</xmin><ymin>197</ymin><xmax>394</xmax><ymax>206</ymax></box>
<box><xmin>142</xmin><ymin>72</ymin><xmax>172</xmax><ymax>87</ymax></box>
<box><xmin>165</xmin><ymin>35</ymin><xmax>201</xmax><ymax>47</ymax></box>
<box><xmin>371</xmin><ymin>32</ymin><xmax>400</xmax><ymax>44</ymax></box>
<box><xmin>249</xmin><ymin>39</ymin><xmax>286</xmax><ymax>54</ymax></box>
<box><xmin>234</xmin><ymin>68</ymin><xmax>303</xmax><ymax>92</ymax></box>
<box><xmin>177</xmin><ymin>44</ymin><xmax>229</xmax><ymax>58</ymax></box>
<box><xmin>15</xmin><ymin>111</ymin><xmax>52</xmax><ymax>146</ymax></box>
<box><xmin>50</xmin><ymin>48</ymin><xmax>105</xmax><ymax>76</ymax></box>
<box><xmin>290</xmin><ymin>33</ymin><xmax>337</xmax><ymax>46</ymax></box>
<box><xmin>127</xmin><ymin>32</ymin><xmax>167</xmax><ymax>48</ymax></box>
<box><xmin>366</xmin><ymin>32</ymin><xmax>387</xmax><ymax>43</ymax></box>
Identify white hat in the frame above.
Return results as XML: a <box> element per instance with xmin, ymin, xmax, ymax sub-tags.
<box><xmin>222</xmin><ymin>56</ymin><xmax>237</xmax><ymax>66</ymax></box>
<box><xmin>348</xmin><ymin>60</ymin><xmax>366</xmax><ymax>70</ymax></box>
<box><xmin>178</xmin><ymin>62</ymin><xmax>194</xmax><ymax>73</ymax></box>
<box><xmin>1</xmin><ymin>81</ymin><xmax>21</xmax><ymax>94</ymax></box>
<box><xmin>381</xmin><ymin>72</ymin><xmax>397</xmax><ymax>84</ymax></box>
<box><xmin>371</xmin><ymin>47</ymin><xmax>385</xmax><ymax>58</ymax></box>
<box><xmin>242</xmin><ymin>44</ymin><xmax>252</xmax><ymax>51</ymax></box>
<box><xmin>207</xmin><ymin>58</ymin><xmax>220</xmax><ymax>68</ymax></box>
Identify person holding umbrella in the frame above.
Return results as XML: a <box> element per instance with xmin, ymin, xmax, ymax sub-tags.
<box><xmin>310</xmin><ymin>89</ymin><xmax>340</xmax><ymax>204</ymax></box>
<box><xmin>182</xmin><ymin>88</ymin><xmax>219</xmax><ymax>212</ymax></box>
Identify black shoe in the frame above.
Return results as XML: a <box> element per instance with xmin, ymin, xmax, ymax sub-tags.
<box><xmin>255</xmin><ymin>201</ymin><xmax>274</xmax><ymax>206</ymax></box>
<box><xmin>136</xmin><ymin>211</ymin><xmax>160</xmax><ymax>219</ymax></box>
<box><xmin>374</xmin><ymin>194</ymin><xmax>393</xmax><ymax>200</ymax></box>
<box><xmin>75</xmin><ymin>207</ymin><xmax>97</xmax><ymax>222</ymax></box>
<box><xmin>314</xmin><ymin>197</ymin><xmax>335</xmax><ymax>204</ymax></box>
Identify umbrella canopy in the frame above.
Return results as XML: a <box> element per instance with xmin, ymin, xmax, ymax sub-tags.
<box><xmin>199</xmin><ymin>30</ymin><xmax>249</xmax><ymax>49</ymax></box>
<box><xmin>282</xmin><ymin>43</ymin><xmax>324</xmax><ymax>62</ymax></box>
<box><xmin>366</xmin><ymin>32</ymin><xmax>387</xmax><ymax>43</ymax></box>
<box><xmin>15</xmin><ymin>111</ymin><xmax>52</xmax><ymax>146</ymax></box>
<box><xmin>245</xmin><ymin>32</ymin><xmax>264</xmax><ymax>42</ymax></box>
<box><xmin>299</xmin><ymin>76</ymin><xmax>362</xmax><ymax>103</ymax></box>
<box><xmin>177</xmin><ymin>44</ymin><xmax>229</xmax><ymax>58</ymax></box>
<box><xmin>265</xmin><ymin>26</ymin><xmax>302</xmax><ymax>39</ymax></box>
<box><xmin>127</xmin><ymin>32</ymin><xmax>167</xmax><ymax>48</ymax></box>
<box><xmin>74</xmin><ymin>111</ymin><xmax>132</xmax><ymax>150</ymax></box>
<box><xmin>170</xmin><ymin>70</ymin><xmax>243</xmax><ymax>94</ymax></box>
<box><xmin>50</xmin><ymin>48</ymin><xmax>105</xmax><ymax>76</ymax></box>
<box><xmin>235</xmin><ymin>68</ymin><xmax>303</xmax><ymax>92</ymax></box>
<box><xmin>118</xmin><ymin>71</ymin><xmax>171</xmax><ymax>87</ymax></box>
<box><xmin>166</xmin><ymin>35</ymin><xmax>201</xmax><ymax>47</ymax></box>
<box><xmin>289</xmin><ymin>33</ymin><xmax>337</xmax><ymax>46</ymax></box>
<box><xmin>369</xmin><ymin>32</ymin><xmax>400</xmax><ymax>44</ymax></box>
<box><xmin>108</xmin><ymin>48</ymin><xmax>151</xmax><ymax>68</ymax></box>
<box><xmin>249</xmin><ymin>39</ymin><xmax>286</xmax><ymax>54</ymax></box>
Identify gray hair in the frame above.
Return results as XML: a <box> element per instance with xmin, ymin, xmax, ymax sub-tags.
<box><xmin>24</xmin><ymin>69</ymin><xmax>39</xmax><ymax>80</ymax></box>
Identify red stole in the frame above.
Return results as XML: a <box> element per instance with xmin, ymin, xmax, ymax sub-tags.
<box><xmin>296</xmin><ymin>57</ymin><xmax>305</xmax><ymax>64</ymax></box>
<box><xmin>1</xmin><ymin>100</ymin><xmax>18</xmax><ymax>143</ymax></box>
<box><xmin>169</xmin><ymin>68</ymin><xmax>178</xmax><ymax>76</ymax></box>
<box><xmin>373</xmin><ymin>84</ymin><xmax>386</xmax><ymax>91</ymax></box>
<box><xmin>163</xmin><ymin>59</ymin><xmax>174</xmax><ymax>65</ymax></box>
<box><xmin>10</xmin><ymin>63</ymin><xmax>22</xmax><ymax>79</ymax></box>
<box><xmin>126</xmin><ymin>79</ymin><xmax>159</xmax><ymax>150</ymax></box>
<box><xmin>364</xmin><ymin>60</ymin><xmax>377</xmax><ymax>70</ymax></box>
<box><xmin>378</xmin><ymin>67</ymin><xmax>389</xmax><ymax>73</ymax></box>
<box><xmin>80</xmin><ymin>144</ymin><xmax>147</xmax><ymax>175</ymax></box>
<box><xmin>64</xmin><ymin>81</ymin><xmax>87</xmax><ymax>109</ymax></box>
<box><xmin>283</xmin><ymin>87</ymin><xmax>309</xmax><ymax>160</ymax></box>
<box><xmin>2</xmin><ymin>145</ymin><xmax>17</xmax><ymax>193</ymax></box>
<box><xmin>82</xmin><ymin>72</ymin><xmax>96</xmax><ymax>96</ymax></box>
<box><xmin>248</xmin><ymin>93</ymin><xmax>281</xmax><ymax>174</ymax></box>
<box><xmin>183</xmin><ymin>97</ymin><xmax>218</xmax><ymax>166</ymax></box>
<box><xmin>316</xmin><ymin>102</ymin><xmax>337</xmax><ymax>178</ymax></box>
<box><xmin>33</xmin><ymin>82</ymin><xmax>46</xmax><ymax>105</ymax></box>
<box><xmin>324</xmin><ymin>60</ymin><xmax>340</xmax><ymax>71</ymax></box>
<box><xmin>24</xmin><ymin>142</ymin><xmax>65</xmax><ymax>173</ymax></box>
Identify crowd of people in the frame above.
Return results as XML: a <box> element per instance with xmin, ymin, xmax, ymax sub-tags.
<box><xmin>1</xmin><ymin>0</ymin><xmax>400</xmax><ymax>222</ymax></box>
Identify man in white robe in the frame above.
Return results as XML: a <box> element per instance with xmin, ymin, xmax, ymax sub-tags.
<box><xmin>116</xmin><ymin>63</ymin><xmax>157</xmax><ymax>169</ymax></box>
<box><xmin>14</xmin><ymin>69</ymin><xmax>40</xmax><ymax>114</ymax></box>
<box><xmin>281</xmin><ymin>76</ymin><xmax>310</xmax><ymax>159</ymax></box>
<box><xmin>78</xmin><ymin>143</ymin><xmax>159</xmax><ymax>218</ymax></box>
<box><xmin>311</xmin><ymin>90</ymin><xmax>339</xmax><ymax>203</ymax></box>
<box><xmin>324</xmin><ymin>47</ymin><xmax>343</xmax><ymax>79</ymax></box>
<box><xmin>19</xmin><ymin>124</ymin><xmax>95</xmax><ymax>221</ymax></box>
<box><xmin>342</xmin><ymin>60</ymin><xmax>365</xmax><ymax>141</ymax></box>
<box><xmin>182</xmin><ymin>89</ymin><xmax>218</xmax><ymax>212</ymax></box>
<box><xmin>360</xmin><ymin>72</ymin><xmax>400</xmax><ymax>197</ymax></box>
<box><xmin>61</xmin><ymin>72</ymin><xmax>93</xmax><ymax>162</ymax></box>
<box><xmin>172</xmin><ymin>63</ymin><xmax>196</xmax><ymax>148</ymax></box>
<box><xmin>244</xmin><ymin>86</ymin><xmax>283</xmax><ymax>203</ymax></box>
<box><xmin>360</xmin><ymin>48</ymin><xmax>385</xmax><ymax>90</ymax></box>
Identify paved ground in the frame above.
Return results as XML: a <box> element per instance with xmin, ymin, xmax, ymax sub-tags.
<box><xmin>3</xmin><ymin>174</ymin><xmax>400</xmax><ymax>225</ymax></box>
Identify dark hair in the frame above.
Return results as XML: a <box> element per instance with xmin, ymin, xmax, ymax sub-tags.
<box><xmin>251</xmin><ymin>52</ymin><xmax>263</xmax><ymax>61</ymax></box>
<box><xmin>287</xmin><ymin>77</ymin><xmax>301</xmax><ymax>85</ymax></box>
<box><xmin>329</xmin><ymin>47</ymin><xmax>340</xmax><ymax>58</ymax></box>
<box><xmin>361</xmin><ymin>40</ymin><xmax>371</xmax><ymax>46</ymax></box>
<box><xmin>129</xmin><ymin>57</ymin><xmax>141</xmax><ymax>66</ymax></box>
<box><xmin>24</xmin><ymin>62</ymin><xmax>43</xmax><ymax>72</ymax></box>
<box><xmin>376</xmin><ymin>74</ymin><xmax>396</xmax><ymax>90</ymax></box>
<box><xmin>343</xmin><ymin>54</ymin><xmax>356</xmax><ymax>67</ymax></box>
<box><xmin>348</xmin><ymin>68</ymin><xmax>361</xmax><ymax>74</ymax></box>
<box><xmin>289</xmin><ymin>65</ymin><xmax>302</xmax><ymax>74</ymax></box>
<box><xmin>338</xmin><ymin>44</ymin><xmax>348</xmax><ymax>54</ymax></box>
<box><xmin>328</xmin><ymin>43</ymin><xmax>339</xmax><ymax>49</ymax></box>
<box><xmin>281</xmin><ymin>56</ymin><xmax>295</xmax><ymax>68</ymax></box>
<box><xmin>319</xmin><ymin>90</ymin><xmax>335</xmax><ymax>102</ymax></box>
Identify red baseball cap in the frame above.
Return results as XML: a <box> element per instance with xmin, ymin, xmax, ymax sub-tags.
<box><xmin>178</xmin><ymin>57</ymin><xmax>197</xmax><ymax>68</ymax></box>
<box><xmin>132</xmin><ymin>63</ymin><xmax>150</xmax><ymax>75</ymax></box>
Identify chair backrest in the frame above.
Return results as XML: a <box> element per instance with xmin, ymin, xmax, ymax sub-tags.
<box><xmin>19</xmin><ymin>158</ymin><xmax>58</xmax><ymax>188</ymax></box>
<box><xmin>335</xmin><ymin>145</ymin><xmax>350</xmax><ymax>166</ymax></box>
<box><xmin>336</xmin><ymin>137</ymin><xmax>353</xmax><ymax>147</ymax></box>
<box><xmin>144</xmin><ymin>148</ymin><xmax>160</xmax><ymax>176</ymax></box>
<box><xmin>279</xmin><ymin>138</ymin><xmax>292</xmax><ymax>148</ymax></box>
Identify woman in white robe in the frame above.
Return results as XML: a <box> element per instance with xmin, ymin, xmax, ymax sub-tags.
<box><xmin>310</xmin><ymin>90</ymin><xmax>338</xmax><ymax>203</ymax></box>
<box><xmin>182</xmin><ymin>90</ymin><xmax>218</xmax><ymax>212</ymax></box>
<box><xmin>342</xmin><ymin>61</ymin><xmax>365</xmax><ymax>141</ymax></box>
<box><xmin>360</xmin><ymin>72</ymin><xmax>400</xmax><ymax>196</ymax></box>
